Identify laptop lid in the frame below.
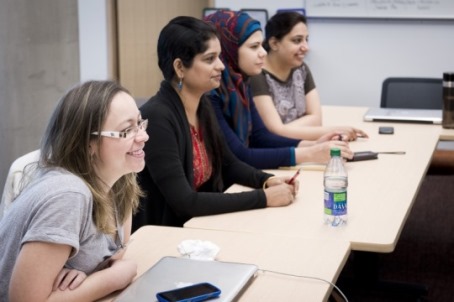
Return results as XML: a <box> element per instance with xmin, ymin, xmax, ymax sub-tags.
<box><xmin>114</xmin><ymin>256</ymin><xmax>258</xmax><ymax>302</ymax></box>
<box><xmin>363</xmin><ymin>108</ymin><xmax>442</xmax><ymax>124</ymax></box>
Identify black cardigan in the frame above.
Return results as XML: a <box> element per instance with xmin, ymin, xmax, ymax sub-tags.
<box><xmin>132</xmin><ymin>81</ymin><xmax>272</xmax><ymax>230</ymax></box>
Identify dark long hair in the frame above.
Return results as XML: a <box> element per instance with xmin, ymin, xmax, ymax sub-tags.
<box><xmin>263</xmin><ymin>12</ymin><xmax>307</xmax><ymax>51</ymax></box>
<box><xmin>157</xmin><ymin>16</ymin><xmax>225</xmax><ymax>191</ymax></box>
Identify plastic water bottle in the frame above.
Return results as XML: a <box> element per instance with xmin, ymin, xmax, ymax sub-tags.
<box><xmin>324</xmin><ymin>148</ymin><xmax>348</xmax><ymax>226</ymax></box>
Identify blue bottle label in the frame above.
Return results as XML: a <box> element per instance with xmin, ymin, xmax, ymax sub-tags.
<box><xmin>324</xmin><ymin>190</ymin><xmax>347</xmax><ymax>215</ymax></box>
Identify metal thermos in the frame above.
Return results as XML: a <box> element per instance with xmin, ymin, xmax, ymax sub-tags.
<box><xmin>442</xmin><ymin>72</ymin><xmax>454</xmax><ymax>129</ymax></box>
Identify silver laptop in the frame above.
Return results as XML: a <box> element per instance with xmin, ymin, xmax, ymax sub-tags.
<box><xmin>363</xmin><ymin>107</ymin><xmax>442</xmax><ymax>124</ymax></box>
<box><xmin>114</xmin><ymin>256</ymin><xmax>258</xmax><ymax>302</ymax></box>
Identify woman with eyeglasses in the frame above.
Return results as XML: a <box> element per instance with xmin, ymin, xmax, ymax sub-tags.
<box><xmin>133</xmin><ymin>16</ymin><xmax>297</xmax><ymax>230</ymax></box>
<box><xmin>0</xmin><ymin>80</ymin><xmax>148</xmax><ymax>301</ymax></box>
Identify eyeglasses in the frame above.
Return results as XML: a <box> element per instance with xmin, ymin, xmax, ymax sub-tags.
<box><xmin>91</xmin><ymin>119</ymin><xmax>148</xmax><ymax>139</ymax></box>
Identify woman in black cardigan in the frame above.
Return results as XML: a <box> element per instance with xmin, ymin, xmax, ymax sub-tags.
<box><xmin>132</xmin><ymin>16</ymin><xmax>298</xmax><ymax>230</ymax></box>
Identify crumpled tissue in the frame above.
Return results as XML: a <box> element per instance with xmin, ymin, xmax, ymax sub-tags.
<box><xmin>177</xmin><ymin>239</ymin><xmax>220</xmax><ymax>260</ymax></box>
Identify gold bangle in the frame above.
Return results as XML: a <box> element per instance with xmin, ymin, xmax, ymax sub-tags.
<box><xmin>263</xmin><ymin>176</ymin><xmax>278</xmax><ymax>189</ymax></box>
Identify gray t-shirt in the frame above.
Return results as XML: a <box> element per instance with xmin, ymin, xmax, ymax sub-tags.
<box><xmin>250</xmin><ymin>63</ymin><xmax>316</xmax><ymax>124</ymax></box>
<box><xmin>0</xmin><ymin>168</ymin><xmax>122</xmax><ymax>301</ymax></box>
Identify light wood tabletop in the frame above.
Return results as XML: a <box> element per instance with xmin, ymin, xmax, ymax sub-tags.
<box><xmin>185</xmin><ymin>106</ymin><xmax>442</xmax><ymax>253</ymax></box>
<box><xmin>98</xmin><ymin>225</ymin><xmax>350</xmax><ymax>302</ymax></box>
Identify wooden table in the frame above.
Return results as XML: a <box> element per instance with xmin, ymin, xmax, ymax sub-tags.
<box><xmin>185</xmin><ymin>106</ymin><xmax>441</xmax><ymax>253</ymax></box>
<box><xmin>98</xmin><ymin>225</ymin><xmax>350</xmax><ymax>302</ymax></box>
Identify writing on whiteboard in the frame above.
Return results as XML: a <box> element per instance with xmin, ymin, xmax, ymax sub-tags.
<box><xmin>372</xmin><ymin>0</ymin><xmax>442</xmax><ymax>12</ymax></box>
<box><xmin>306</xmin><ymin>0</ymin><xmax>454</xmax><ymax>18</ymax></box>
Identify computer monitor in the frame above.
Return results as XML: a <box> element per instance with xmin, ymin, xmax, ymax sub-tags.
<box><xmin>276</xmin><ymin>8</ymin><xmax>306</xmax><ymax>15</ymax></box>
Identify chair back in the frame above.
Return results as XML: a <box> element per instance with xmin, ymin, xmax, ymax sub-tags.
<box><xmin>380</xmin><ymin>77</ymin><xmax>443</xmax><ymax>109</ymax></box>
<box><xmin>0</xmin><ymin>149</ymin><xmax>40</xmax><ymax>220</ymax></box>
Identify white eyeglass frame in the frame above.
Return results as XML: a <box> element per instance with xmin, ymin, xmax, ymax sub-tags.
<box><xmin>91</xmin><ymin>119</ymin><xmax>148</xmax><ymax>139</ymax></box>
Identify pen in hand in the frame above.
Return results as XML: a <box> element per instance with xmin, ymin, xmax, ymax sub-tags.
<box><xmin>286</xmin><ymin>168</ymin><xmax>302</xmax><ymax>185</ymax></box>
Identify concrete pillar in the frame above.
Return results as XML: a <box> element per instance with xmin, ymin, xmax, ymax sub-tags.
<box><xmin>0</xmin><ymin>0</ymin><xmax>79</xmax><ymax>189</ymax></box>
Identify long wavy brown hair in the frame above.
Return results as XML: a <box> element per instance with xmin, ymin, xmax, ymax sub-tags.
<box><xmin>40</xmin><ymin>80</ymin><xmax>142</xmax><ymax>234</ymax></box>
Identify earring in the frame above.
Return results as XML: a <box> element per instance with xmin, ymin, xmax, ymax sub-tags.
<box><xmin>177</xmin><ymin>78</ymin><xmax>183</xmax><ymax>91</ymax></box>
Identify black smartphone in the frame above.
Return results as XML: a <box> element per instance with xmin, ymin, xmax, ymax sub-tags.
<box><xmin>347</xmin><ymin>151</ymin><xmax>378</xmax><ymax>162</ymax></box>
<box><xmin>156</xmin><ymin>282</ymin><xmax>221</xmax><ymax>302</ymax></box>
<box><xmin>379</xmin><ymin>126</ymin><xmax>394</xmax><ymax>134</ymax></box>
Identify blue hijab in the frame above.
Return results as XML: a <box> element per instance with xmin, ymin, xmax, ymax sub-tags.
<box><xmin>205</xmin><ymin>10</ymin><xmax>262</xmax><ymax>145</ymax></box>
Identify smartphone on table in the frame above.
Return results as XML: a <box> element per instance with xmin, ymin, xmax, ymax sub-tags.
<box><xmin>347</xmin><ymin>151</ymin><xmax>378</xmax><ymax>162</ymax></box>
<box><xmin>156</xmin><ymin>282</ymin><xmax>221</xmax><ymax>302</ymax></box>
<box><xmin>379</xmin><ymin>126</ymin><xmax>394</xmax><ymax>134</ymax></box>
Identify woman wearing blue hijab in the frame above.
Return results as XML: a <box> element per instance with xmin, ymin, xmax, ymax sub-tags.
<box><xmin>205</xmin><ymin>10</ymin><xmax>352</xmax><ymax>169</ymax></box>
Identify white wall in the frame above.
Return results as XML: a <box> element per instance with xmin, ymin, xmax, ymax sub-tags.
<box><xmin>214</xmin><ymin>0</ymin><xmax>304</xmax><ymax>18</ymax></box>
<box><xmin>215</xmin><ymin>0</ymin><xmax>454</xmax><ymax>107</ymax></box>
<box><xmin>78</xmin><ymin>0</ymin><xmax>454</xmax><ymax>107</ymax></box>
<box><xmin>305</xmin><ymin>18</ymin><xmax>454</xmax><ymax>107</ymax></box>
<box><xmin>78</xmin><ymin>0</ymin><xmax>110</xmax><ymax>81</ymax></box>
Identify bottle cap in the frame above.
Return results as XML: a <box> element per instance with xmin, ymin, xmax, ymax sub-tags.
<box><xmin>443</xmin><ymin>72</ymin><xmax>454</xmax><ymax>82</ymax></box>
<box><xmin>330</xmin><ymin>148</ymin><xmax>341</xmax><ymax>157</ymax></box>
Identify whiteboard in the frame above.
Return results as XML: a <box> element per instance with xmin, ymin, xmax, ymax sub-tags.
<box><xmin>304</xmin><ymin>18</ymin><xmax>454</xmax><ymax>108</ymax></box>
<box><xmin>306</xmin><ymin>0</ymin><xmax>454</xmax><ymax>19</ymax></box>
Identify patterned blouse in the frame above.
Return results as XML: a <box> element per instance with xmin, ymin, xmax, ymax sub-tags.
<box><xmin>250</xmin><ymin>63</ymin><xmax>316</xmax><ymax>124</ymax></box>
<box><xmin>190</xmin><ymin>125</ymin><xmax>212</xmax><ymax>189</ymax></box>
